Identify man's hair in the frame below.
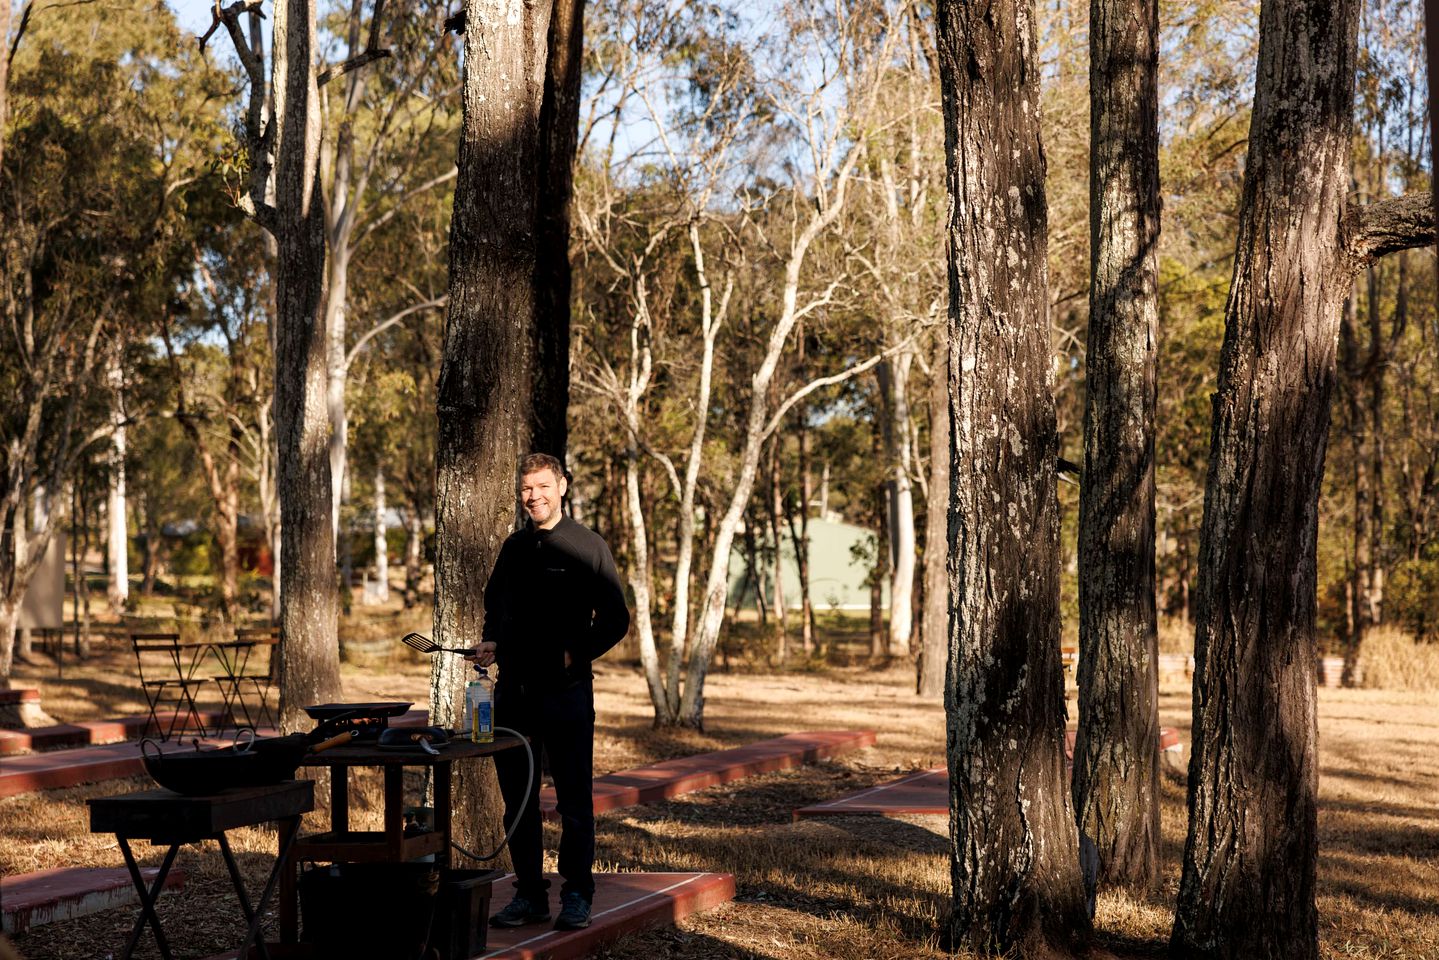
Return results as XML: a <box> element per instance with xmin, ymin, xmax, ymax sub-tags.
<box><xmin>519</xmin><ymin>452</ymin><xmax>566</xmax><ymax>481</ymax></box>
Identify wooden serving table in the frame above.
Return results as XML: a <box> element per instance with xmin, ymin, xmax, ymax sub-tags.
<box><xmin>278</xmin><ymin>734</ymin><xmax>524</xmax><ymax>944</ymax></box>
<box><xmin>88</xmin><ymin>780</ymin><xmax>313</xmax><ymax>960</ymax></box>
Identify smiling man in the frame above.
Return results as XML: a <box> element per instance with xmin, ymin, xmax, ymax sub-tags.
<box><xmin>468</xmin><ymin>453</ymin><xmax>630</xmax><ymax>931</ymax></box>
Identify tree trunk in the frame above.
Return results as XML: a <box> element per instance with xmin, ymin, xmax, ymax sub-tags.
<box><xmin>918</xmin><ymin>335</ymin><xmax>947</xmax><ymax>697</ymax></box>
<box><xmin>0</xmin><ymin>601</ymin><xmax>16</xmax><ymax>689</ymax></box>
<box><xmin>326</xmin><ymin>249</ymin><xmax>351</xmax><ymax>552</ymax></box>
<box><xmin>1171</xmin><ymin>2</ymin><xmax>1354</xmax><ymax>956</ymax></box>
<box><xmin>1072</xmin><ymin>0</ymin><xmax>1161</xmax><ymax>896</ymax></box>
<box><xmin>624</xmin><ymin>447</ymin><xmax>669</xmax><ymax>720</ymax></box>
<box><xmin>403</xmin><ymin>504</ymin><xmax>423</xmax><ymax>608</ymax></box>
<box><xmin>272</xmin><ymin>0</ymin><xmax>343</xmax><ymax>734</ymax></box>
<box><xmin>768</xmin><ymin>442</ymin><xmax>787</xmax><ymax>662</ymax></box>
<box><xmin>0</xmin><ymin>0</ymin><xmax>9</xmax><ymax>171</ymax></box>
<box><xmin>797</xmin><ymin>397</ymin><xmax>814</xmax><ymax>652</ymax></box>
<box><xmin>530</xmin><ymin>0</ymin><xmax>585</xmax><ymax>461</ymax></box>
<box><xmin>935</xmin><ymin>0</ymin><xmax>1090</xmax><ymax>953</ymax></box>
<box><xmin>373</xmin><ymin>466</ymin><xmax>389</xmax><ymax>604</ymax></box>
<box><xmin>106</xmin><ymin>355</ymin><xmax>129</xmax><ymax>612</ymax></box>
<box><xmin>878</xmin><ymin>352</ymin><xmax>916</xmax><ymax>657</ymax></box>
<box><xmin>435</xmin><ymin>0</ymin><xmax>553</xmax><ymax>869</ymax></box>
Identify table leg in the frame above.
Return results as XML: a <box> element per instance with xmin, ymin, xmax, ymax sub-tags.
<box><xmin>384</xmin><ymin>765</ymin><xmax>404</xmax><ymax>858</ymax></box>
<box><xmin>229</xmin><ymin>817</ymin><xmax>299</xmax><ymax>960</ymax></box>
<box><xmin>216</xmin><ymin>833</ymin><xmax>272</xmax><ymax>960</ymax></box>
<box><xmin>331</xmin><ymin>766</ymin><xmax>349</xmax><ymax>834</ymax></box>
<box><xmin>279</xmin><ymin>815</ymin><xmax>299</xmax><ymax>945</ymax></box>
<box><xmin>118</xmin><ymin>837</ymin><xmax>179</xmax><ymax>960</ymax></box>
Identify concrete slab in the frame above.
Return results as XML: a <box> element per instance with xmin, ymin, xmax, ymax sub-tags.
<box><xmin>794</xmin><ymin>727</ymin><xmax>1182</xmax><ymax>819</ymax></box>
<box><xmin>1</xmin><ymin>865</ymin><xmax>186</xmax><ymax>935</ymax></box>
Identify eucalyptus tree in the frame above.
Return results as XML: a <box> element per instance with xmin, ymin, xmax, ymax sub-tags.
<box><xmin>433</xmin><ymin>0</ymin><xmax>555</xmax><ymax>864</ymax></box>
<box><xmin>205</xmin><ymin>0</ymin><xmax>371</xmax><ymax>727</ymax></box>
<box><xmin>935</xmin><ymin>0</ymin><xmax>1090</xmax><ymax>952</ymax></box>
<box><xmin>573</xmin><ymin>0</ymin><xmax>908</xmax><ymax>727</ymax></box>
<box><xmin>1171</xmin><ymin>0</ymin><xmax>1434</xmax><ymax>955</ymax></box>
<box><xmin>1071</xmin><ymin>0</ymin><xmax>1162</xmax><ymax>895</ymax></box>
<box><xmin>1</xmin><ymin>2</ymin><xmax>227</xmax><ymax>685</ymax></box>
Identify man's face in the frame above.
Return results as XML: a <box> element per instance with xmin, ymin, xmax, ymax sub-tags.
<box><xmin>520</xmin><ymin>467</ymin><xmax>567</xmax><ymax>528</ymax></box>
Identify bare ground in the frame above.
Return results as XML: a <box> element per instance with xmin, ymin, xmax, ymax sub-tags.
<box><xmin>3</xmin><ymin>645</ymin><xmax>1437</xmax><ymax>959</ymax></box>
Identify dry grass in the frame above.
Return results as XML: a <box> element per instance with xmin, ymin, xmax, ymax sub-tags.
<box><xmin>1358</xmin><ymin>626</ymin><xmax>1439</xmax><ymax>693</ymax></box>
<box><xmin>4</xmin><ymin>646</ymin><xmax>1438</xmax><ymax>959</ymax></box>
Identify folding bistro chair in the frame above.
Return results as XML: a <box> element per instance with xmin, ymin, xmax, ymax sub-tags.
<box><xmin>216</xmin><ymin>626</ymin><xmax>279</xmax><ymax>731</ymax></box>
<box><xmin>129</xmin><ymin>632</ymin><xmax>210</xmax><ymax>741</ymax></box>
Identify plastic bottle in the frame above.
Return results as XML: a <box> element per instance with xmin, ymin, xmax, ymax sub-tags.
<box><xmin>465</xmin><ymin>667</ymin><xmax>494</xmax><ymax>743</ymax></box>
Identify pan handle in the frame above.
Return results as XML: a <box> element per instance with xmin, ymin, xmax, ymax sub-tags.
<box><xmin>140</xmin><ymin>738</ymin><xmax>164</xmax><ymax>766</ymax></box>
<box><xmin>310</xmin><ymin>730</ymin><xmax>357</xmax><ymax>754</ymax></box>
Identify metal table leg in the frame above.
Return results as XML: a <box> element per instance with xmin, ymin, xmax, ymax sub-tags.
<box><xmin>117</xmin><ymin>838</ymin><xmax>179</xmax><ymax>960</ymax></box>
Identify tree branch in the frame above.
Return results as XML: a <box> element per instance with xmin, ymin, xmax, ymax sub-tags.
<box><xmin>344</xmin><ymin>296</ymin><xmax>447</xmax><ymax>368</ymax></box>
<box><xmin>1344</xmin><ymin>191</ymin><xmax>1435</xmax><ymax>271</ymax></box>
<box><xmin>318</xmin><ymin>48</ymin><xmax>392</xmax><ymax>87</ymax></box>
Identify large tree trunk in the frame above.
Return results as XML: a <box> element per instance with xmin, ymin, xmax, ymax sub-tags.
<box><xmin>1071</xmin><ymin>0</ymin><xmax>1161</xmax><ymax>896</ymax></box>
<box><xmin>272</xmin><ymin>0</ymin><xmax>343</xmax><ymax>733</ymax></box>
<box><xmin>1167</xmin><ymin>2</ymin><xmax>1432</xmax><ymax>956</ymax></box>
<box><xmin>918</xmin><ymin>335</ymin><xmax>947</xmax><ymax>697</ymax></box>
<box><xmin>935</xmin><ymin>0</ymin><xmax>1090</xmax><ymax>953</ymax></box>
<box><xmin>435</xmin><ymin>0</ymin><xmax>553</xmax><ymax>868</ymax></box>
<box><xmin>530</xmin><ymin>0</ymin><xmax>584</xmax><ymax>461</ymax></box>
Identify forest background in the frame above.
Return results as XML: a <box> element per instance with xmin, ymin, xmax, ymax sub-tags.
<box><xmin>0</xmin><ymin>0</ymin><xmax>1434</xmax><ymax>694</ymax></box>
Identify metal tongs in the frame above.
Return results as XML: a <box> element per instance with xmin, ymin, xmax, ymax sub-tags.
<box><xmin>400</xmin><ymin>632</ymin><xmax>472</xmax><ymax>655</ymax></box>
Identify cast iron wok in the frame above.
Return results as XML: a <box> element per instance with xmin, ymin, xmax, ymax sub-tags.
<box><xmin>141</xmin><ymin>729</ymin><xmax>354</xmax><ymax>795</ymax></box>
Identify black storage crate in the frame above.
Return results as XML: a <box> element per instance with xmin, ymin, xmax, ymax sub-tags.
<box><xmin>300</xmin><ymin>863</ymin><xmax>438</xmax><ymax>960</ymax></box>
<box><xmin>300</xmin><ymin>863</ymin><xmax>502</xmax><ymax>960</ymax></box>
<box><xmin>429</xmin><ymin>868</ymin><xmax>505</xmax><ymax>960</ymax></box>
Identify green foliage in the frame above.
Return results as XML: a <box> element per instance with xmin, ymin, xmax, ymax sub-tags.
<box><xmin>1388</xmin><ymin>553</ymin><xmax>1439</xmax><ymax>643</ymax></box>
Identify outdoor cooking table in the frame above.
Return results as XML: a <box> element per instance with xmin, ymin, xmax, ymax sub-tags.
<box><xmin>88</xmin><ymin>779</ymin><xmax>313</xmax><ymax>960</ymax></box>
<box><xmin>278</xmin><ymin>734</ymin><xmax>525</xmax><ymax>945</ymax></box>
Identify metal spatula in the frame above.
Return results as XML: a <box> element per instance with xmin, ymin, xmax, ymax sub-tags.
<box><xmin>400</xmin><ymin>632</ymin><xmax>472</xmax><ymax>655</ymax></box>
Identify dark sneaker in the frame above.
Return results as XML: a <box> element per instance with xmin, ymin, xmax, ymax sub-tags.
<box><xmin>554</xmin><ymin>891</ymin><xmax>592</xmax><ymax>930</ymax></box>
<box><xmin>489</xmin><ymin>894</ymin><xmax>550</xmax><ymax>928</ymax></box>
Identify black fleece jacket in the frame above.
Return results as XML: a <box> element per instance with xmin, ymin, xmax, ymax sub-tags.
<box><xmin>482</xmin><ymin>515</ymin><xmax>630</xmax><ymax>691</ymax></box>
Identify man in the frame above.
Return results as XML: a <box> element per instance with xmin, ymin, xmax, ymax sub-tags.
<box><xmin>469</xmin><ymin>453</ymin><xmax>630</xmax><ymax>931</ymax></box>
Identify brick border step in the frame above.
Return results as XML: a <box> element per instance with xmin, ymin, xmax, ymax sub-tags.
<box><xmin>794</xmin><ymin>727</ymin><xmax>1181</xmax><ymax>819</ymax></box>
<box><xmin>541</xmin><ymin>729</ymin><xmax>877</xmax><ymax>818</ymax></box>
<box><xmin>196</xmin><ymin>871</ymin><xmax>736</xmax><ymax>960</ymax></box>
<box><xmin>2</xmin><ymin>865</ymin><xmax>186</xmax><ymax>935</ymax></box>
<box><xmin>0</xmin><ymin>710</ymin><xmax>233</xmax><ymax>756</ymax></box>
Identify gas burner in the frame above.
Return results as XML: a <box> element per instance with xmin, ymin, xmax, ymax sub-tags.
<box><xmin>303</xmin><ymin>702</ymin><xmax>413</xmax><ymax>741</ymax></box>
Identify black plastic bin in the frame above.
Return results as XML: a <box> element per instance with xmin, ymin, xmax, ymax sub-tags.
<box><xmin>429</xmin><ymin>868</ymin><xmax>505</xmax><ymax>960</ymax></box>
<box><xmin>300</xmin><ymin>863</ymin><xmax>503</xmax><ymax>960</ymax></box>
<box><xmin>300</xmin><ymin>863</ymin><xmax>439</xmax><ymax>960</ymax></box>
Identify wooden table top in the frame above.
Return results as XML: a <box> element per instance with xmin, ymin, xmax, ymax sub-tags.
<box><xmin>88</xmin><ymin>781</ymin><xmax>314</xmax><ymax>841</ymax></box>
<box><xmin>296</xmin><ymin>733</ymin><xmax>525</xmax><ymax>768</ymax></box>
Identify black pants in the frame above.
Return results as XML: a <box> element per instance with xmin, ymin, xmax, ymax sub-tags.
<box><xmin>494</xmin><ymin>680</ymin><xmax>595</xmax><ymax>904</ymax></box>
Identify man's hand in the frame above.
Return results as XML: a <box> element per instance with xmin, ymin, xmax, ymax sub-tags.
<box><xmin>466</xmin><ymin>642</ymin><xmax>497</xmax><ymax>668</ymax></box>
<box><xmin>564</xmin><ymin>651</ymin><xmax>572</xmax><ymax>669</ymax></box>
